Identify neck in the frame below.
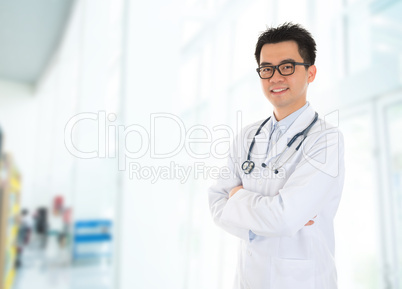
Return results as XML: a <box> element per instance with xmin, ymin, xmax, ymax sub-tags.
<box><xmin>273</xmin><ymin>101</ymin><xmax>307</xmax><ymax>121</ymax></box>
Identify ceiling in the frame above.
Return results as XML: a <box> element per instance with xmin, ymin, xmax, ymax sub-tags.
<box><xmin>0</xmin><ymin>0</ymin><xmax>74</xmax><ymax>85</ymax></box>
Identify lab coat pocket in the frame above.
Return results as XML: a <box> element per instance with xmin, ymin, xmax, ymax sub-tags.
<box><xmin>270</xmin><ymin>257</ymin><xmax>315</xmax><ymax>289</ymax></box>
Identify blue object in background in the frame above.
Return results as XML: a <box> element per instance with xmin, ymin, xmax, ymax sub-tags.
<box><xmin>73</xmin><ymin>219</ymin><xmax>112</xmax><ymax>261</ymax></box>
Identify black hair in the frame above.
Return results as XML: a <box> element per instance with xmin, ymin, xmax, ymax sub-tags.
<box><xmin>254</xmin><ymin>23</ymin><xmax>316</xmax><ymax>66</ymax></box>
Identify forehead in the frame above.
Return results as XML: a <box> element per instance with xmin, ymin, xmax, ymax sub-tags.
<box><xmin>259</xmin><ymin>41</ymin><xmax>302</xmax><ymax>63</ymax></box>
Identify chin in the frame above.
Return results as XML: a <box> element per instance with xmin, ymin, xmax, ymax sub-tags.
<box><xmin>266</xmin><ymin>96</ymin><xmax>289</xmax><ymax>107</ymax></box>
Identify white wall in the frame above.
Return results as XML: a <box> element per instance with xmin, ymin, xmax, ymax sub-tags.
<box><xmin>0</xmin><ymin>0</ymin><xmax>122</xmax><ymax>218</ymax></box>
<box><xmin>119</xmin><ymin>1</ymin><xmax>184</xmax><ymax>288</ymax></box>
<box><xmin>0</xmin><ymin>80</ymin><xmax>37</xmax><ymax>207</ymax></box>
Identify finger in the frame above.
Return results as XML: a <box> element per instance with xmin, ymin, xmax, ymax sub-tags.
<box><xmin>304</xmin><ymin>220</ymin><xmax>314</xmax><ymax>226</ymax></box>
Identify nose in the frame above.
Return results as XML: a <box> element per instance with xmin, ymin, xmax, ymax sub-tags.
<box><xmin>269</xmin><ymin>68</ymin><xmax>285</xmax><ymax>83</ymax></box>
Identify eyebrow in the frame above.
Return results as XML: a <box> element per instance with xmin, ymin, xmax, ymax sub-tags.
<box><xmin>260</xmin><ymin>58</ymin><xmax>296</xmax><ymax>66</ymax></box>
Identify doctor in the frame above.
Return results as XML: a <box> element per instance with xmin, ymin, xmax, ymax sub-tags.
<box><xmin>209</xmin><ymin>23</ymin><xmax>345</xmax><ymax>289</ymax></box>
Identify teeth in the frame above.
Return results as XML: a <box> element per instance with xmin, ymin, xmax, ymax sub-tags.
<box><xmin>272</xmin><ymin>88</ymin><xmax>287</xmax><ymax>92</ymax></box>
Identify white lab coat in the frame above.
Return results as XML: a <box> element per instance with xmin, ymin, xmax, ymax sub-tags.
<box><xmin>209</xmin><ymin>105</ymin><xmax>345</xmax><ymax>289</ymax></box>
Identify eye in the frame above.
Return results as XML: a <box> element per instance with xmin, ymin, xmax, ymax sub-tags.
<box><xmin>282</xmin><ymin>64</ymin><xmax>293</xmax><ymax>70</ymax></box>
<box><xmin>261</xmin><ymin>67</ymin><xmax>273</xmax><ymax>72</ymax></box>
<box><xmin>279</xmin><ymin>63</ymin><xmax>295</xmax><ymax>75</ymax></box>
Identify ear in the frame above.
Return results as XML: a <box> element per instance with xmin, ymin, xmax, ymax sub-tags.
<box><xmin>307</xmin><ymin>65</ymin><xmax>317</xmax><ymax>83</ymax></box>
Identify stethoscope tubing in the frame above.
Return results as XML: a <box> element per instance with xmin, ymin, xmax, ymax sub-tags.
<box><xmin>242</xmin><ymin>112</ymin><xmax>318</xmax><ymax>175</ymax></box>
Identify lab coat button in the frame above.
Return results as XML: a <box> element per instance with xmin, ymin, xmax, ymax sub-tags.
<box><xmin>247</xmin><ymin>250</ymin><xmax>252</xmax><ymax>256</ymax></box>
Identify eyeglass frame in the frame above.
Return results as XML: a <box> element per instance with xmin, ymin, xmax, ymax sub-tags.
<box><xmin>256</xmin><ymin>62</ymin><xmax>311</xmax><ymax>79</ymax></box>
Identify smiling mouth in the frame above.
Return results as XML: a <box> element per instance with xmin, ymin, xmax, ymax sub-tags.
<box><xmin>271</xmin><ymin>88</ymin><xmax>288</xmax><ymax>93</ymax></box>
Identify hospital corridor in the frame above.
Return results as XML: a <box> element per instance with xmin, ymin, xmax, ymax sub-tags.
<box><xmin>0</xmin><ymin>0</ymin><xmax>402</xmax><ymax>288</ymax></box>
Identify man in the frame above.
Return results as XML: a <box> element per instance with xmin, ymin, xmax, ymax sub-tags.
<box><xmin>209</xmin><ymin>23</ymin><xmax>345</xmax><ymax>289</ymax></box>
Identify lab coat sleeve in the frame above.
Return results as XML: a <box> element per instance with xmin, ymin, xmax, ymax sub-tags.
<box><xmin>220</xmin><ymin>127</ymin><xmax>345</xmax><ymax>238</ymax></box>
<box><xmin>208</xmin><ymin>139</ymin><xmax>251</xmax><ymax>242</ymax></box>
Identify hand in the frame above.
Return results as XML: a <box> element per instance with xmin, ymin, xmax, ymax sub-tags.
<box><xmin>304</xmin><ymin>215</ymin><xmax>317</xmax><ymax>226</ymax></box>
<box><xmin>229</xmin><ymin>185</ymin><xmax>243</xmax><ymax>198</ymax></box>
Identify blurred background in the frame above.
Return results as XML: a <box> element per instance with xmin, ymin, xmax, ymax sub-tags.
<box><xmin>0</xmin><ymin>0</ymin><xmax>401</xmax><ymax>288</ymax></box>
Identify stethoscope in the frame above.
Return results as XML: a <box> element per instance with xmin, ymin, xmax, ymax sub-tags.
<box><xmin>242</xmin><ymin>112</ymin><xmax>318</xmax><ymax>175</ymax></box>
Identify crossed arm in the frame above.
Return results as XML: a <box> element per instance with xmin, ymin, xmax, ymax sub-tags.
<box><xmin>229</xmin><ymin>185</ymin><xmax>316</xmax><ymax>226</ymax></box>
<box><xmin>209</xmin><ymin>128</ymin><xmax>344</xmax><ymax>239</ymax></box>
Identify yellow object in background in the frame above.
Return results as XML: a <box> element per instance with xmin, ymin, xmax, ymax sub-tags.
<box><xmin>0</xmin><ymin>153</ymin><xmax>21</xmax><ymax>289</ymax></box>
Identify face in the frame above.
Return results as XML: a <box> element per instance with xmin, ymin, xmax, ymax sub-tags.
<box><xmin>258</xmin><ymin>41</ymin><xmax>316</xmax><ymax>115</ymax></box>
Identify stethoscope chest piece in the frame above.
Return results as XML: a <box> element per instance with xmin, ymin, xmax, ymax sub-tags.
<box><xmin>242</xmin><ymin>160</ymin><xmax>255</xmax><ymax>174</ymax></box>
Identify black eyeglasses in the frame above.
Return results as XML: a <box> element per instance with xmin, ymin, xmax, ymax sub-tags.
<box><xmin>256</xmin><ymin>62</ymin><xmax>311</xmax><ymax>79</ymax></box>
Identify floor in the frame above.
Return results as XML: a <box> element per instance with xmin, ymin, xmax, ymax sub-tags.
<box><xmin>12</xmin><ymin>243</ymin><xmax>113</xmax><ymax>289</ymax></box>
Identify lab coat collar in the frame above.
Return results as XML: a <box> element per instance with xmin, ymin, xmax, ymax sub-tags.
<box><xmin>263</xmin><ymin>105</ymin><xmax>317</xmax><ymax>164</ymax></box>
